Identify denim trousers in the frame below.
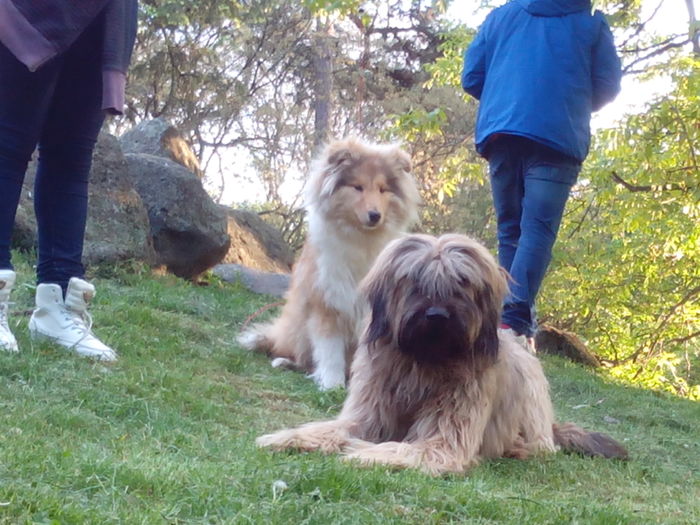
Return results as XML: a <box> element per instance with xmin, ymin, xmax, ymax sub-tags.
<box><xmin>486</xmin><ymin>135</ymin><xmax>581</xmax><ymax>337</ymax></box>
<box><xmin>0</xmin><ymin>18</ymin><xmax>105</xmax><ymax>292</ymax></box>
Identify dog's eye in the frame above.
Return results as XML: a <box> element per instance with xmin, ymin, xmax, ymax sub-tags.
<box><xmin>353</xmin><ymin>185</ymin><xmax>363</xmax><ymax>192</ymax></box>
<box><xmin>379</xmin><ymin>187</ymin><xmax>389</xmax><ymax>194</ymax></box>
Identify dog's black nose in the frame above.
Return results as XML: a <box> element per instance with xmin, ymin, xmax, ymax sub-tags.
<box><xmin>368</xmin><ymin>210</ymin><xmax>382</xmax><ymax>225</ymax></box>
<box><xmin>425</xmin><ymin>306</ymin><xmax>450</xmax><ymax>321</ymax></box>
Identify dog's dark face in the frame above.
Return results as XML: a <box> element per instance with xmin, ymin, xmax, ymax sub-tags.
<box><xmin>362</xmin><ymin>234</ymin><xmax>508</xmax><ymax>368</ymax></box>
<box><xmin>394</xmin><ymin>291</ymin><xmax>488</xmax><ymax>365</ymax></box>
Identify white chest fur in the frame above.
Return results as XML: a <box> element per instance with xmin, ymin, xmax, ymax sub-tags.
<box><xmin>308</xmin><ymin>213</ymin><xmax>392</xmax><ymax>318</ymax></box>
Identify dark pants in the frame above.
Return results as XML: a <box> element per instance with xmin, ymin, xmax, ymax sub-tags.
<box><xmin>486</xmin><ymin>135</ymin><xmax>581</xmax><ymax>337</ymax></box>
<box><xmin>0</xmin><ymin>17</ymin><xmax>105</xmax><ymax>292</ymax></box>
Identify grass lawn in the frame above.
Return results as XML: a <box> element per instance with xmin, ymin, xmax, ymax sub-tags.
<box><xmin>0</xmin><ymin>255</ymin><xmax>698</xmax><ymax>524</ymax></box>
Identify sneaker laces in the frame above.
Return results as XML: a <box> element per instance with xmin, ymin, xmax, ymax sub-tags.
<box><xmin>62</xmin><ymin>306</ymin><xmax>94</xmax><ymax>347</ymax></box>
<box><xmin>0</xmin><ymin>301</ymin><xmax>13</xmax><ymax>327</ymax></box>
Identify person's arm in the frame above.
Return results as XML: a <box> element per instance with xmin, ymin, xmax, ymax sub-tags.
<box><xmin>591</xmin><ymin>13</ymin><xmax>622</xmax><ymax>112</ymax></box>
<box><xmin>461</xmin><ymin>24</ymin><xmax>489</xmax><ymax>100</ymax></box>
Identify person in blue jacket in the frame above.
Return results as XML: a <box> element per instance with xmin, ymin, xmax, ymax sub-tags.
<box><xmin>462</xmin><ymin>0</ymin><xmax>622</xmax><ymax>349</ymax></box>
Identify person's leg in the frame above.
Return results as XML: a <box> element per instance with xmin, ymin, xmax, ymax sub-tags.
<box><xmin>502</xmin><ymin>145</ymin><xmax>580</xmax><ymax>337</ymax></box>
<box><xmin>0</xmin><ymin>43</ymin><xmax>60</xmax><ymax>270</ymax></box>
<box><xmin>29</xmin><ymin>15</ymin><xmax>117</xmax><ymax>362</ymax></box>
<box><xmin>34</xmin><ymin>15</ymin><xmax>105</xmax><ymax>293</ymax></box>
<box><xmin>487</xmin><ymin>136</ymin><xmax>525</xmax><ymax>274</ymax></box>
<box><xmin>0</xmin><ymin>42</ymin><xmax>61</xmax><ymax>352</ymax></box>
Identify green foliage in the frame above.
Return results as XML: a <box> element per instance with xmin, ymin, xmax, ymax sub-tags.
<box><xmin>387</xmin><ymin>22</ymin><xmax>493</xmax><ymax>239</ymax></box>
<box><xmin>302</xmin><ymin>0</ymin><xmax>360</xmax><ymax>16</ymax></box>
<box><xmin>236</xmin><ymin>200</ymin><xmax>307</xmax><ymax>253</ymax></box>
<box><xmin>389</xmin><ymin>107</ymin><xmax>447</xmax><ymax>142</ymax></box>
<box><xmin>542</xmin><ymin>57</ymin><xmax>700</xmax><ymax>398</ymax></box>
<box><xmin>1</xmin><ymin>255</ymin><xmax>698</xmax><ymax>523</ymax></box>
<box><xmin>304</xmin><ymin>0</ymin><xmax>452</xmax><ymax>17</ymax></box>
<box><xmin>140</xmin><ymin>0</ymin><xmax>244</xmax><ymax>27</ymax></box>
<box><xmin>598</xmin><ymin>0</ymin><xmax>643</xmax><ymax>29</ymax></box>
<box><xmin>389</xmin><ymin>3</ymin><xmax>700</xmax><ymax>398</ymax></box>
<box><xmin>424</xmin><ymin>24</ymin><xmax>473</xmax><ymax>89</ymax></box>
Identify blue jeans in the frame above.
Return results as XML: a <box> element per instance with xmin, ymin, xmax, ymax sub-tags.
<box><xmin>486</xmin><ymin>135</ymin><xmax>581</xmax><ymax>337</ymax></box>
<box><xmin>0</xmin><ymin>16</ymin><xmax>105</xmax><ymax>292</ymax></box>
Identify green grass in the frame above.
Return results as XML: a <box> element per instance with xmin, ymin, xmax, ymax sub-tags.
<box><xmin>0</xmin><ymin>254</ymin><xmax>698</xmax><ymax>524</ymax></box>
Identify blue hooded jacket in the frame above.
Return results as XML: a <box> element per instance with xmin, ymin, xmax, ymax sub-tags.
<box><xmin>462</xmin><ymin>0</ymin><xmax>622</xmax><ymax>161</ymax></box>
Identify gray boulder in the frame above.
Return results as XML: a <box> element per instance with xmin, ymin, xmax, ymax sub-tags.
<box><xmin>124</xmin><ymin>153</ymin><xmax>230</xmax><ymax>279</ymax></box>
<box><xmin>223</xmin><ymin>209</ymin><xmax>294</xmax><ymax>273</ymax></box>
<box><xmin>10</xmin><ymin>194</ymin><xmax>35</xmax><ymax>253</ymax></box>
<box><xmin>213</xmin><ymin>263</ymin><xmax>290</xmax><ymax>297</ymax></box>
<box><xmin>83</xmin><ymin>134</ymin><xmax>155</xmax><ymax>264</ymax></box>
<box><xmin>121</xmin><ymin>118</ymin><xmax>204</xmax><ymax>178</ymax></box>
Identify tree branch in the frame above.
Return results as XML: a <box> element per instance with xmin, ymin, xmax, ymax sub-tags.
<box><xmin>669</xmin><ymin>329</ymin><xmax>700</xmax><ymax>345</ymax></box>
<box><xmin>621</xmin><ymin>36</ymin><xmax>691</xmax><ymax>74</ymax></box>
<box><xmin>685</xmin><ymin>0</ymin><xmax>700</xmax><ymax>56</ymax></box>
<box><xmin>629</xmin><ymin>285</ymin><xmax>700</xmax><ymax>371</ymax></box>
<box><xmin>611</xmin><ymin>171</ymin><xmax>691</xmax><ymax>193</ymax></box>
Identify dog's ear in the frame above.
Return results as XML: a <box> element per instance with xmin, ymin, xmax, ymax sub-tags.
<box><xmin>326</xmin><ymin>141</ymin><xmax>356</xmax><ymax>168</ymax></box>
<box><xmin>317</xmin><ymin>140</ymin><xmax>360</xmax><ymax>198</ymax></box>
<box><xmin>392</xmin><ymin>147</ymin><xmax>412</xmax><ymax>173</ymax></box>
<box><xmin>308</xmin><ymin>141</ymin><xmax>350</xmax><ymax>201</ymax></box>
<box><xmin>474</xmin><ymin>316</ymin><xmax>500</xmax><ymax>363</ymax></box>
<box><xmin>497</xmin><ymin>267</ymin><xmax>511</xmax><ymax>304</ymax></box>
<box><xmin>366</xmin><ymin>293</ymin><xmax>391</xmax><ymax>346</ymax></box>
<box><xmin>473</xmin><ymin>268</ymin><xmax>506</xmax><ymax>364</ymax></box>
<box><xmin>388</xmin><ymin>148</ymin><xmax>421</xmax><ymax>226</ymax></box>
<box><xmin>363</xmin><ymin>277</ymin><xmax>392</xmax><ymax>347</ymax></box>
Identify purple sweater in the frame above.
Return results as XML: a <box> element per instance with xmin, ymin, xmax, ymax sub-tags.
<box><xmin>0</xmin><ymin>0</ymin><xmax>137</xmax><ymax>114</ymax></box>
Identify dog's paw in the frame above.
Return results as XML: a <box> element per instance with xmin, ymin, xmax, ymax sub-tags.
<box><xmin>342</xmin><ymin>452</ymin><xmax>375</xmax><ymax>467</ymax></box>
<box><xmin>256</xmin><ymin>431</ymin><xmax>293</xmax><ymax>450</ymax></box>
<box><xmin>343</xmin><ymin>448</ymin><xmax>403</xmax><ymax>470</ymax></box>
<box><xmin>271</xmin><ymin>357</ymin><xmax>295</xmax><ymax>369</ymax></box>
<box><xmin>236</xmin><ymin>329</ymin><xmax>261</xmax><ymax>350</ymax></box>
<box><xmin>343</xmin><ymin>440</ymin><xmax>417</xmax><ymax>469</ymax></box>
<box><xmin>309</xmin><ymin>369</ymin><xmax>346</xmax><ymax>391</ymax></box>
<box><xmin>343</xmin><ymin>441</ymin><xmax>388</xmax><ymax>465</ymax></box>
<box><xmin>257</xmin><ymin>427</ymin><xmax>338</xmax><ymax>453</ymax></box>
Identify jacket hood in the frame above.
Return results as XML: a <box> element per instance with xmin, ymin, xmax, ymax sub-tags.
<box><xmin>514</xmin><ymin>0</ymin><xmax>591</xmax><ymax>16</ymax></box>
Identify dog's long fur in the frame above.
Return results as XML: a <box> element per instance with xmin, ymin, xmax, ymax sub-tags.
<box><xmin>257</xmin><ymin>233</ymin><xmax>628</xmax><ymax>474</ymax></box>
<box><xmin>238</xmin><ymin>138</ymin><xmax>420</xmax><ymax>390</ymax></box>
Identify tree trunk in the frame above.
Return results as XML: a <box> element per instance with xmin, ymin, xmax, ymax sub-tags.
<box><xmin>312</xmin><ymin>18</ymin><xmax>333</xmax><ymax>150</ymax></box>
<box><xmin>685</xmin><ymin>0</ymin><xmax>699</xmax><ymax>56</ymax></box>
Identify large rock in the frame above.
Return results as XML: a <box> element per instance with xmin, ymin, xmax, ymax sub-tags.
<box><xmin>535</xmin><ymin>324</ymin><xmax>602</xmax><ymax>367</ymax></box>
<box><xmin>120</xmin><ymin>118</ymin><xmax>203</xmax><ymax>178</ymax></box>
<box><xmin>12</xmin><ymin>133</ymin><xmax>154</xmax><ymax>265</ymax></box>
<box><xmin>223</xmin><ymin>209</ymin><xmax>294</xmax><ymax>273</ymax></box>
<box><xmin>124</xmin><ymin>153</ymin><xmax>230</xmax><ymax>279</ymax></box>
<box><xmin>213</xmin><ymin>264</ymin><xmax>290</xmax><ymax>297</ymax></box>
<box><xmin>10</xmin><ymin>196</ymin><xmax>35</xmax><ymax>253</ymax></box>
<box><xmin>83</xmin><ymin>134</ymin><xmax>155</xmax><ymax>264</ymax></box>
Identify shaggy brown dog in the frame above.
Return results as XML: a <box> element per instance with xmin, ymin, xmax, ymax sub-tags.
<box><xmin>238</xmin><ymin>138</ymin><xmax>420</xmax><ymax>390</ymax></box>
<box><xmin>257</xmin><ymin>233</ymin><xmax>628</xmax><ymax>475</ymax></box>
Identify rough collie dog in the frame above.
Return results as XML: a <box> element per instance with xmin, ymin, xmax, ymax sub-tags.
<box><xmin>257</xmin><ymin>234</ymin><xmax>628</xmax><ymax>474</ymax></box>
<box><xmin>238</xmin><ymin>138</ymin><xmax>420</xmax><ymax>390</ymax></box>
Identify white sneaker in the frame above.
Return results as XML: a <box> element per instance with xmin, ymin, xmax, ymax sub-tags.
<box><xmin>500</xmin><ymin>326</ymin><xmax>536</xmax><ymax>354</ymax></box>
<box><xmin>0</xmin><ymin>270</ymin><xmax>19</xmax><ymax>352</ymax></box>
<box><xmin>29</xmin><ymin>277</ymin><xmax>117</xmax><ymax>362</ymax></box>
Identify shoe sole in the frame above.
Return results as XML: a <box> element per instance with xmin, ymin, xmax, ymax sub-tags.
<box><xmin>29</xmin><ymin>327</ymin><xmax>117</xmax><ymax>362</ymax></box>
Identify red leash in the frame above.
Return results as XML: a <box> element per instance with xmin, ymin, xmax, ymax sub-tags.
<box><xmin>241</xmin><ymin>301</ymin><xmax>284</xmax><ymax>330</ymax></box>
